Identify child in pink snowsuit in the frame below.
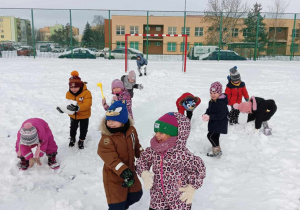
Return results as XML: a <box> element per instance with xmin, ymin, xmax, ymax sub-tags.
<box><xmin>136</xmin><ymin>112</ymin><xmax>206</xmax><ymax>210</ymax></box>
<box><xmin>102</xmin><ymin>79</ymin><xmax>133</xmax><ymax>118</ymax></box>
<box><xmin>15</xmin><ymin>118</ymin><xmax>59</xmax><ymax>170</ymax></box>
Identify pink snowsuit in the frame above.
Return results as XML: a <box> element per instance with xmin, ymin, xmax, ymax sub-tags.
<box><xmin>15</xmin><ymin>118</ymin><xmax>58</xmax><ymax>160</ymax></box>
<box><xmin>136</xmin><ymin>112</ymin><xmax>206</xmax><ymax>210</ymax></box>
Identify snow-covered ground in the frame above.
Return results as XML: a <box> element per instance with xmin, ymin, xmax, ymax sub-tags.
<box><xmin>0</xmin><ymin>58</ymin><xmax>299</xmax><ymax>210</ymax></box>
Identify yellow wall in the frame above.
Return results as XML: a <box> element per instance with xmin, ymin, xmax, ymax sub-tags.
<box><xmin>0</xmin><ymin>16</ymin><xmax>17</xmax><ymax>42</ymax></box>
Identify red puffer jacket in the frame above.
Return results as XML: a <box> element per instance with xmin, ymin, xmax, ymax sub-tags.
<box><xmin>225</xmin><ymin>81</ymin><xmax>249</xmax><ymax>106</ymax></box>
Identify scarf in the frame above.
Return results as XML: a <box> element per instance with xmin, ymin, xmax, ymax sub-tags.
<box><xmin>150</xmin><ymin>136</ymin><xmax>177</xmax><ymax>155</ymax></box>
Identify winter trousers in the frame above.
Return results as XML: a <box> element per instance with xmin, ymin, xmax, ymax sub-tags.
<box><xmin>137</xmin><ymin>66</ymin><xmax>147</xmax><ymax>75</ymax></box>
<box><xmin>108</xmin><ymin>190</ymin><xmax>143</xmax><ymax>210</ymax></box>
<box><xmin>228</xmin><ymin>106</ymin><xmax>240</xmax><ymax>124</ymax></box>
<box><xmin>186</xmin><ymin>111</ymin><xmax>193</xmax><ymax>120</ymax></box>
<box><xmin>207</xmin><ymin>132</ymin><xmax>220</xmax><ymax>147</ymax></box>
<box><xmin>70</xmin><ymin>118</ymin><xmax>89</xmax><ymax>140</ymax></box>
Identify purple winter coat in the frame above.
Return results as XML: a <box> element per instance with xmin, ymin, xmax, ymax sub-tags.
<box><xmin>15</xmin><ymin>118</ymin><xmax>58</xmax><ymax>160</ymax></box>
<box><xmin>136</xmin><ymin>112</ymin><xmax>206</xmax><ymax>210</ymax></box>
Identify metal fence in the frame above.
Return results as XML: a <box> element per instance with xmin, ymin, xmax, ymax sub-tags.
<box><xmin>0</xmin><ymin>8</ymin><xmax>299</xmax><ymax>61</ymax></box>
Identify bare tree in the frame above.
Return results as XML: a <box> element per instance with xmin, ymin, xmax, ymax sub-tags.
<box><xmin>92</xmin><ymin>15</ymin><xmax>105</xmax><ymax>49</ymax></box>
<box><xmin>204</xmin><ymin>0</ymin><xmax>249</xmax><ymax>45</ymax></box>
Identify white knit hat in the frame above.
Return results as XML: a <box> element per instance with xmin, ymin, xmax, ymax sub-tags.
<box><xmin>20</xmin><ymin>123</ymin><xmax>39</xmax><ymax>145</ymax></box>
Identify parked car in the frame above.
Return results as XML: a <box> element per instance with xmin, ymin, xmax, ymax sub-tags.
<box><xmin>52</xmin><ymin>46</ymin><xmax>64</xmax><ymax>53</ymax></box>
<box><xmin>104</xmin><ymin>47</ymin><xmax>143</xmax><ymax>59</ymax></box>
<box><xmin>88</xmin><ymin>48</ymin><xmax>102</xmax><ymax>57</ymax></box>
<box><xmin>189</xmin><ymin>46</ymin><xmax>220</xmax><ymax>60</ymax></box>
<box><xmin>58</xmin><ymin>48</ymin><xmax>96</xmax><ymax>59</ymax></box>
<box><xmin>40</xmin><ymin>45</ymin><xmax>52</xmax><ymax>52</ymax></box>
<box><xmin>98</xmin><ymin>47</ymin><xmax>109</xmax><ymax>57</ymax></box>
<box><xmin>17</xmin><ymin>46</ymin><xmax>34</xmax><ymax>56</ymax></box>
<box><xmin>202</xmin><ymin>50</ymin><xmax>247</xmax><ymax>60</ymax></box>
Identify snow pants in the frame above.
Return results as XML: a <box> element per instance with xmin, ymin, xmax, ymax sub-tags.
<box><xmin>70</xmin><ymin>118</ymin><xmax>89</xmax><ymax>140</ymax></box>
<box><xmin>108</xmin><ymin>190</ymin><xmax>143</xmax><ymax>210</ymax></box>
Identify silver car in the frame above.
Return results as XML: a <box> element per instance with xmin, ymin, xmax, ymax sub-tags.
<box><xmin>104</xmin><ymin>48</ymin><xmax>143</xmax><ymax>59</ymax></box>
<box><xmin>52</xmin><ymin>46</ymin><xmax>64</xmax><ymax>53</ymax></box>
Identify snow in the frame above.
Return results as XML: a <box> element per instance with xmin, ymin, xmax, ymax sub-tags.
<box><xmin>0</xmin><ymin>58</ymin><xmax>300</xmax><ymax>210</ymax></box>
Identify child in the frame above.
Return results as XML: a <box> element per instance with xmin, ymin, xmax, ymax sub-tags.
<box><xmin>98</xmin><ymin>100</ymin><xmax>143</xmax><ymax>210</ymax></box>
<box><xmin>136</xmin><ymin>112</ymin><xmax>206</xmax><ymax>210</ymax></box>
<box><xmin>136</xmin><ymin>54</ymin><xmax>148</xmax><ymax>76</ymax></box>
<box><xmin>176</xmin><ymin>92</ymin><xmax>201</xmax><ymax>120</ymax></box>
<box><xmin>65</xmin><ymin>71</ymin><xmax>92</xmax><ymax>149</ymax></box>
<box><xmin>102</xmin><ymin>79</ymin><xmax>133</xmax><ymax>118</ymax></box>
<box><xmin>225</xmin><ymin>66</ymin><xmax>249</xmax><ymax>125</ymax></box>
<box><xmin>233</xmin><ymin>96</ymin><xmax>277</xmax><ymax>136</ymax></box>
<box><xmin>202</xmin><ymin>82</ymin><xmax>229</xmax><ymax>157</ymax></box>
<box><xmin>121</xmin><ymin>70</ymin><xmax>144</xmax><ymax>98</ymax></box>
<box><xmin>15</xmin><ymin>118</ymin><xmax>60</xmax><ymax>170</ymax></box>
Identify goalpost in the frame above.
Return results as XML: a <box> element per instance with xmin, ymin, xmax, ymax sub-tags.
<box><xmin>125</xmin><ymin>34</ymin><xmax>188</xmax><ymax>73</ymax></box>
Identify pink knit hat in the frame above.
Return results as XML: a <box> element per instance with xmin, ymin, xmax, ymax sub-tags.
<box><xmin>233</xmin><ymin>96</ymin><xmax>257</xmax><ymax>113</ymax></box>
<box><xmin>128</xmin><ymin>70</ymin><xmax>136</xmax><ymax>81</ymax></box>
<box><xmin>210</xmin><ymin>81</ymin><xmax>222</xmax><ymax>94</ymax></box>
<box><xmin>111</xmin><ymin>79</ymin><xmax>124</xmax><ymax>93</ymax></box>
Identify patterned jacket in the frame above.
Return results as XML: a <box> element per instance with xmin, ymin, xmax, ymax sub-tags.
<box><xmin>225</xmin><ymin>81</ymin><xmax>249</xmax><ymax>106</ymax></box>
<box><xmin>136</xmin><ymin>112</ymin><xmax>206</xmax><ymax>210</ymax></box>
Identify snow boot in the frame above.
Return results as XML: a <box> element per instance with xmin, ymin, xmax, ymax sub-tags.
<box><xmin>18</xmin><ymin>156</ymin><xmax>29</xmax><ymax>170</ymax></box>
<box><xmin>207</xmin><ymin>146</ymin><xmax>222</xmax><ymax>157</ymax></box>
<box><xmin>262</xmin><ymin>121</ymin><xmax>272</xmax><ymax>136</ymax></box>
<box><xmin>78</xmin><ymin>140</ymin><xmax>84</xmax><ymax>149</ymax></box>
<box><xmin>144</xmin><ymin>73</ymin><xmax>147</xmax><ymax>76</ymax></box>
<box><xmin>47</xmin><ymin>152</ymin><xmax>60</xmax><ymax>170</ymax></box>
<box><xmin>69</xmin><ymin>137</ymin><xmax>76</xmax><ymax>147</ymax></box>
<box><xmin>139</xmin><ymin>73</ymin><xmax>142</xmax><ymax>77</ymax></box>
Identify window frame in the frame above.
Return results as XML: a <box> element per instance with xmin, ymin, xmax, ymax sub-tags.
<box><xmin>130</xmin><ymin>26</ymin><xmax>139</xmax><ymax>34</ymax></box>
<box><xmin>195</xmin><ymin>27</ymin><xmax>203</xmax><ymax>36</ymax></box>
<box><xmin>116</xmin><ymin>25</ymin><xmax>125</xmax><ymax>35</ymax></box>
<box><xmin>167</xmin><ymin>42</ymin><xmax>176</xmax><ymax>52</ymax></box>
<box><xmin>168</xmin><ymin>27</ymin><xmax>177</xmax><ymax>35</ymax></box>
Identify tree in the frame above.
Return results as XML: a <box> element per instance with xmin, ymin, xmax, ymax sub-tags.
<box><xmin>243</xmin><ymin>3</ymin><xmax>268</xmax><ymax>52</ymax></box>
<box><xmin>92</xmin><ymin>15</ymin><xmax>105</xmax><ymax>49</ymax></box>
<box><xmin>204</xmin><ymin>0</ymin><xmax>249</xmax><ymax>45</ymax></box>
<box><xmin>81</xmin><ymin>22</ymin><xmax>94</xmax><ymax>47</ymax></box>
<box><xmin>49</xmin><ymin>23</ymin><xmax>78</xmax><ymax>47</ymax></box>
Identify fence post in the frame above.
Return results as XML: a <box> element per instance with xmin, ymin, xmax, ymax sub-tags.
<box><xmin>290</xmin><ymin>13</ymin><xmax>297</xmax><ymax>61</ymax></box>
<box><xmin>146</xmin><ymin>11</ymin><xmax>149</xmax><ymax>60</ymax></box>
<box><xmin>31</xmin><ymin>9</ymin><xmax>36</xmax><ymax>58</ymax></box>
<box><xmin>218</xmin><ymin>12</ymin><xmax>223</xmax><ymax>61</ymax></box>
<box><xmin>183</xmin><ymin>10</ymin><xmax>186</xmax><ymax>71</ymax></box>
<box><xmin>69</xmin><ymin>9</ymin><xmax>73</xmax><ymax>59</ymax></box>
<box><xmin>109</xmin><ymin>10</ymin><xmax>111</xmax><ymax>60</ymax></box>
<box><xmin>254</xmin><ymin>14</ymin><xmax>260</xmax><ymax>61</ymax></box>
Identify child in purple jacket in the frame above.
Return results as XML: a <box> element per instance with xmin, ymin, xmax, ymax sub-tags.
<box><xmin>136</xmin><ymin>112</ymin><xmax>206</xmax><ymax>210</ymax></box>
<box><xmin>15</xmin><ymin>118</ymin><xmax>60</xmax><ymax>170</ymax></box>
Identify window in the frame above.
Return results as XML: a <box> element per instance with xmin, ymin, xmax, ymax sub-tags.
<box><xmin>295</xmin><ymin>29</ymin><xmax>300</xmax><ymax>38</ymax></box>
<box><xmin>232</xmin><ymin>28</ymin><xmax>239</xmax><ymax>37</ymax></box>
<box><xmin>143</xmin><ymin>42</ymin><xmax>150</xmax><ymax>46</ymax></box>
<box><xmin>180</xmin><ymin>42</ymin><xmax>190</xmax><ymax>52</ymax></box>
<box><xmin>243</xmin><ymin>29</ymin><xmax>250</xmax><ymax>37</ymax></box>
<box><xmin>167</xmin><ymin>42</ymin><xmax>176</xmax><ymax>51</ymax></box>
<box><xmin>0</xmin><ymin>30</ymin><xmax>4</xmax><ymax>33</ymax></box>
<box><xmin>130</xmin><ymin>42</ymin><xmax>139</xmax><ymax>50</ymax></box>
<box><xmin>168</xmin><ymin>27</ymin><xmax>177</xmax><ymax>35</ymax></box>
<box><xmin>269</xmin><ymin>28</ymin><xmax>273</xmax><ymax>32</ymax></box>
<box><xmin>144</xmin><ymin>26</ymin><xmax>150</xmax><ymax>31</ymax></box>
<box><xmin>116</xmin><ymin>26</ymin><xmax>125</xmax><ymax>35</ymax></box>
<box><xmin>155</xmin><ymin>42</ymin><xmax>161</xmax><ymax>46</ymax></box>
<box><xmin>116</xmin><ymin>41</ymin><xmax>125</xmax><ymax>48</ymax></box>
<box><xmin>1</xmin><ymin>35</ymin><xmax>4</xmax><ymax>38</ymax></box>
<box><xmin>195</xmin><ymin>27</ymin><xmax>203</xmax><ymax>36</ymax></box>
<box><xmin>181</xmin><ymin>27</ymin><xmax>190</xmax><ymax>36</ymax></box>
<box><xmin>194</xmin><ymin>42</ymin><xmax>203</xmax><ymax>46</ymax></box>
<box><xmin>277</xmin><ymin>28</ymin><xmax>282</xmax><ymax>32</ymax></box>
<box><xmin>156</xmin><ymin>27</ymin><xmax>161</xmax><ymax>31</ymax></box>
<box><xmin>130</xmin><ymin>26</ymin><xmax>139</xmax><ymax>34</ymax></box>
<box><xmin>292</xmin><ymin>44</ymin><xmax>299</xmax><ymax>53</ymax></box>
<box><xmin>223</xmin><ymin>27</ymin><xmax>228</xmax><ymax>32</ymax></box>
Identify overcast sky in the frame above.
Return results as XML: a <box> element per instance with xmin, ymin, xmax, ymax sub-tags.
<box><xmin>1</xmin><ymin>0</ymin><xmax>299</xmax><ymax>13</ymax></box>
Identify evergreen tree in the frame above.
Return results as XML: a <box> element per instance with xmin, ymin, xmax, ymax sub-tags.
<box><xmin>81</xmin><ymin>22</ymin><xmax>94</xmax><ymax>47</ymax></box>
<box><xmin>49</xmin><ymin>23</ymin><xmax>78</xmax><ymax>47</ymax></box>
<box><xmin>243</xmin><ymin>3</ymin><xmax>268</xmax><ymax>51</ymax></box>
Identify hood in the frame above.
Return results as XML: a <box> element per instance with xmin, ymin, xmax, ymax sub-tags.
<box><xmin>136</xmin><ymin>54</ymin><xmax>142</xmax><ymax>59</ymax></box>
<box><xmin>173</xmin><ymin>112</ymin><xmax>191</xmax><ymax>149</ymax></box>
<box><xmin>216</xmin><ymin>93</ymin><xmax>228</xmax><ymax>104</ymax></box>
<box><xmin>99</xmin><ymin>115</ymin><xmax>134</xmax><ymax>136</ymax></box>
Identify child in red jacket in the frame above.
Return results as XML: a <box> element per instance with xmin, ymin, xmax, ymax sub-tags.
<box><xmin>225</xmin><ymin>67</ymin><xmax>249</xmax><ymax>125</ymax></box>
<box><xmin>176</xmin><ymin>92</ymin><xmax>201</xmax><ymax>120</ymax></box>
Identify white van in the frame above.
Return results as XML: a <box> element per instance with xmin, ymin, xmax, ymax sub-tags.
<box><xmin>189</xmin><ymin>46</ymin><xmax>220</xmax><ymax>60</ymax></box>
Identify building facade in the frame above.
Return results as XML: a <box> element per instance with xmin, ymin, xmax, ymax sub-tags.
<box><xmin>39</xmin><ymin>24</ymin><xmax>79</xmax><ymax>41</ymax></box>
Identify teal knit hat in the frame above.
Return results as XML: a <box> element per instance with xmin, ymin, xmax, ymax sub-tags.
<box><xmin>154</xmin><ymin>112</ymin><xmax>178</xmax><ymax>136</ymax></box>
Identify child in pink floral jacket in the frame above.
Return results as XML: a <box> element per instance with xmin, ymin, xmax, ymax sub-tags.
<box><xmin>136</xmin><ymin>112</ymin><xmax>206</xmax><ymax>210</ymax></box>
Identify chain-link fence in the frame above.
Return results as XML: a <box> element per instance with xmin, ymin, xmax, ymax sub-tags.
<box><xmin>0</xmin><ymin>8</ymin><xmax>299</xmax><ymax>61</ymax></box>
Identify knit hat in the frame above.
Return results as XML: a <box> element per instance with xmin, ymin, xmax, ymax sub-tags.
<box><xmin>106</xmin><ymin>100</ymin><xmax>128</xmax><ymax>124</ymax></box>
<box><xmin>210</xmin><ymin>81</ymin><xmax>222</xmax><ymax>94</ymax></box>
<box><xmin>154</xmin><ymin>112</ymin><xmax>178</xmax><ymax>137</ymax></box>
<box><xmin>229</xmin><ymin>66</ymin><xmax>237</xmax><ymax>74</ymax></box>
<box><xmin>229</xmin><ymin>66</ymin><xmax>241</xmax><ymax>82</ymax></box>
<box><xmin>128</xmin><ymin>71</ymin><xmax>136</xmax><ymax>81</ymax></box>
<box><xmin>69</xmin><ymin>71</ymin><xmax>83</xmax><ymax>88</ymax></box>
<box><xmin>233</xmin><ymin>96</ymin><xmax>257</xmax><ymax>113</ymax></box>
<box><xmin>111</xmin><ymin>79</ymin><xmax>124</xmax><ymax>93</ymax></box>
<box><xmin>20</xmin><ymin>123</ymin><xmax>39</xmax><ymax>145</ymax></box>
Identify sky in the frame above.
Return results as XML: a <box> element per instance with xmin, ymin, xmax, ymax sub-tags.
<box><xmin>1</xmin><ymin>0</ymin><xmax>299</xmax><ymax>13</ymax></box>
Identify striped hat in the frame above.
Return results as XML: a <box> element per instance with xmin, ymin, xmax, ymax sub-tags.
<box><xmin>20</xmin><ymin>123</ymin><xmax>39</xmax><ymax>145</ymax></box>
<box><xmin>154</xmin><ymin>112</ymin><xmax>178</xmax><ymax>136</ymax></box>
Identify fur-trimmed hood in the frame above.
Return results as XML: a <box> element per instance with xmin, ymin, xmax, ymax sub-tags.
<box><xmin>99</xmin><ymin>116</ymin><xmax>134</xmax><ymax>136</ymax></box>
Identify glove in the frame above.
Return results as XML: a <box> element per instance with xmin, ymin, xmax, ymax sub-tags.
<box><xmin>202</xmin><ymin>114</ymin><xmax>210</xmax><ymax>122</ymax></box>
<box><xmin>102</xmin><ymin>98</ymin><xmax>107</xmax><ymax>106</ymax></box>
<box><xmin>35</xmin><ymin>157</ymin><xmax>42</xmax><ymax>166</ymax></box>
<box><xmin>179</xmin><ymin>184</ymin><xmax>196</xmax><ymax>204</ymax></box>
<box><xmin>138</xmin><ymin>84</ymin><xmax>144</xmax><ymax>90</ymax></box>
<box><xmin>245</xmin><ymin>98</ymin><xmax>249</xmax><ymax>102</ymax></box>
<box><xmin>56</xmin><ymin>107</ymin><xmax>64</xmax><ymax>114</ymax></box>
<box><xmin>141</xmin><ymin>170</ymin><xmax>154</xmax><ymax>190</ymax></box>
<box><xmin>120</xmin><ymin>168</ymin><xmax>135</xmax><ymax>188</ymax></box>
<box><xmin>67</xmin><ymin>104</ymin><xmax>79</xmax><ymax>112</ymax></box>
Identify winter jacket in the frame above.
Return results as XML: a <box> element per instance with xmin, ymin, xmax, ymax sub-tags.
<box><xmin>136</xmin><ymin>112</ymin><xmax>206</xmax><ymax>210</ymax></box>
<box><xmin>121</xmin><ymin>75</ymin><xmax>141</xmax><ymax>98</ymax></box>
<box><xmin>136</xmin><ymin>54</ymin><xmax>148</xmax><ymax>68</ymax></box>
<box><xmin>225</xmin><ymin>81</ymin><xmax>249</xmax><ymax>106</ymax></box>
<box><xmin>66</xmin><ymin>83</ymin><xmax>92</xmax><ymax>120</ymax></box>
<box><xmin>176</xmin><ymin>92</ymin><xmax>201</xmax><ymax>115</ymax></box>
<box><xmin>205</xmin><ymin>94</ymin><xmax>229</xmax><ymax>134</ymax></box>
<box><xmin>15</xmin><ymin>118</ymin><xmax>58</xmax><ymax>160</ymax></box>
<box><xmin>247</xmin><ymin>97</ymin><xmax>277</xmax><ymax>129</ymax></box>
<box><xmin>98</xmin><ymin>117</ymin><xmax>143</xmax><ymax>204</ymax></box>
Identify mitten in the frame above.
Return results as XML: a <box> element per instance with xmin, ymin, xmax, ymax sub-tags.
<box><xmin>141</xmin><ymin>170</ymin><xmax>154</xmax><ymax>190</ymax></box>
<box><xmin>202</xmin><ymin>114</ymin><xmax>210</xmax><ymax>122</ymax></box>
<box><xmin>138</xmin><ymin>84</ymin><xmax>144</xmax><ymax>90</ymax></box>
<box><xmin>67</xmin><ymin>104</ymin><xmax>79</xmax><ymax>112</ymax></box>
<box><xmin>179</xmin><ymin>184</ymin><xmax>196</xmax><ymax>204</ymax></box>
<box><xmin>56</xmin><ymin>107</ymin><xmax>64</xmax><ymax>114</ymax></box>
<box><xmin>120</xmin><ymin>168</ymin><xmax>135</xmax><ymax>188</ymax></box>
<box><xmin>102</xmin><ymin>98</ymin><xmax>107</xmax><ymax>106</ymax></box>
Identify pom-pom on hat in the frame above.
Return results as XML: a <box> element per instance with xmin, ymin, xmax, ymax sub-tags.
<box><xmin>154</xmin><ymin>112</ymin><xmax>178</xmax><ymax>137</ymax></box>
<box><xmin>210</xmin><ymin>81</ymin><xmax>222</xmax><ymax>95</ymax></box>
<box><xmin>20</xmin><ymin>123</ymin><xmax>39</xmax><ymax>145</ymax></box>
<box><xmin>69</xmin><ymin>70</ymin><xmax>83</xmax><ymax>88</ymax></box>
<box><xmin>106</xmin><ymin>100</ymin><xmax>129</xmax><ymax>124</ymax></box>
<box><xmin>229</xmin><ymin>66</ymin><xmax>237</xmax><ymax>74</ymax></box>
<box><xmin>111</xmin><ymin>79</ymin><xmax>124</xmax><ymax>93</ymax></box>
<box><xmin>128</xmin><ymin>70</ymin><xmax>136</xmax><ymax>81</ymax></box>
